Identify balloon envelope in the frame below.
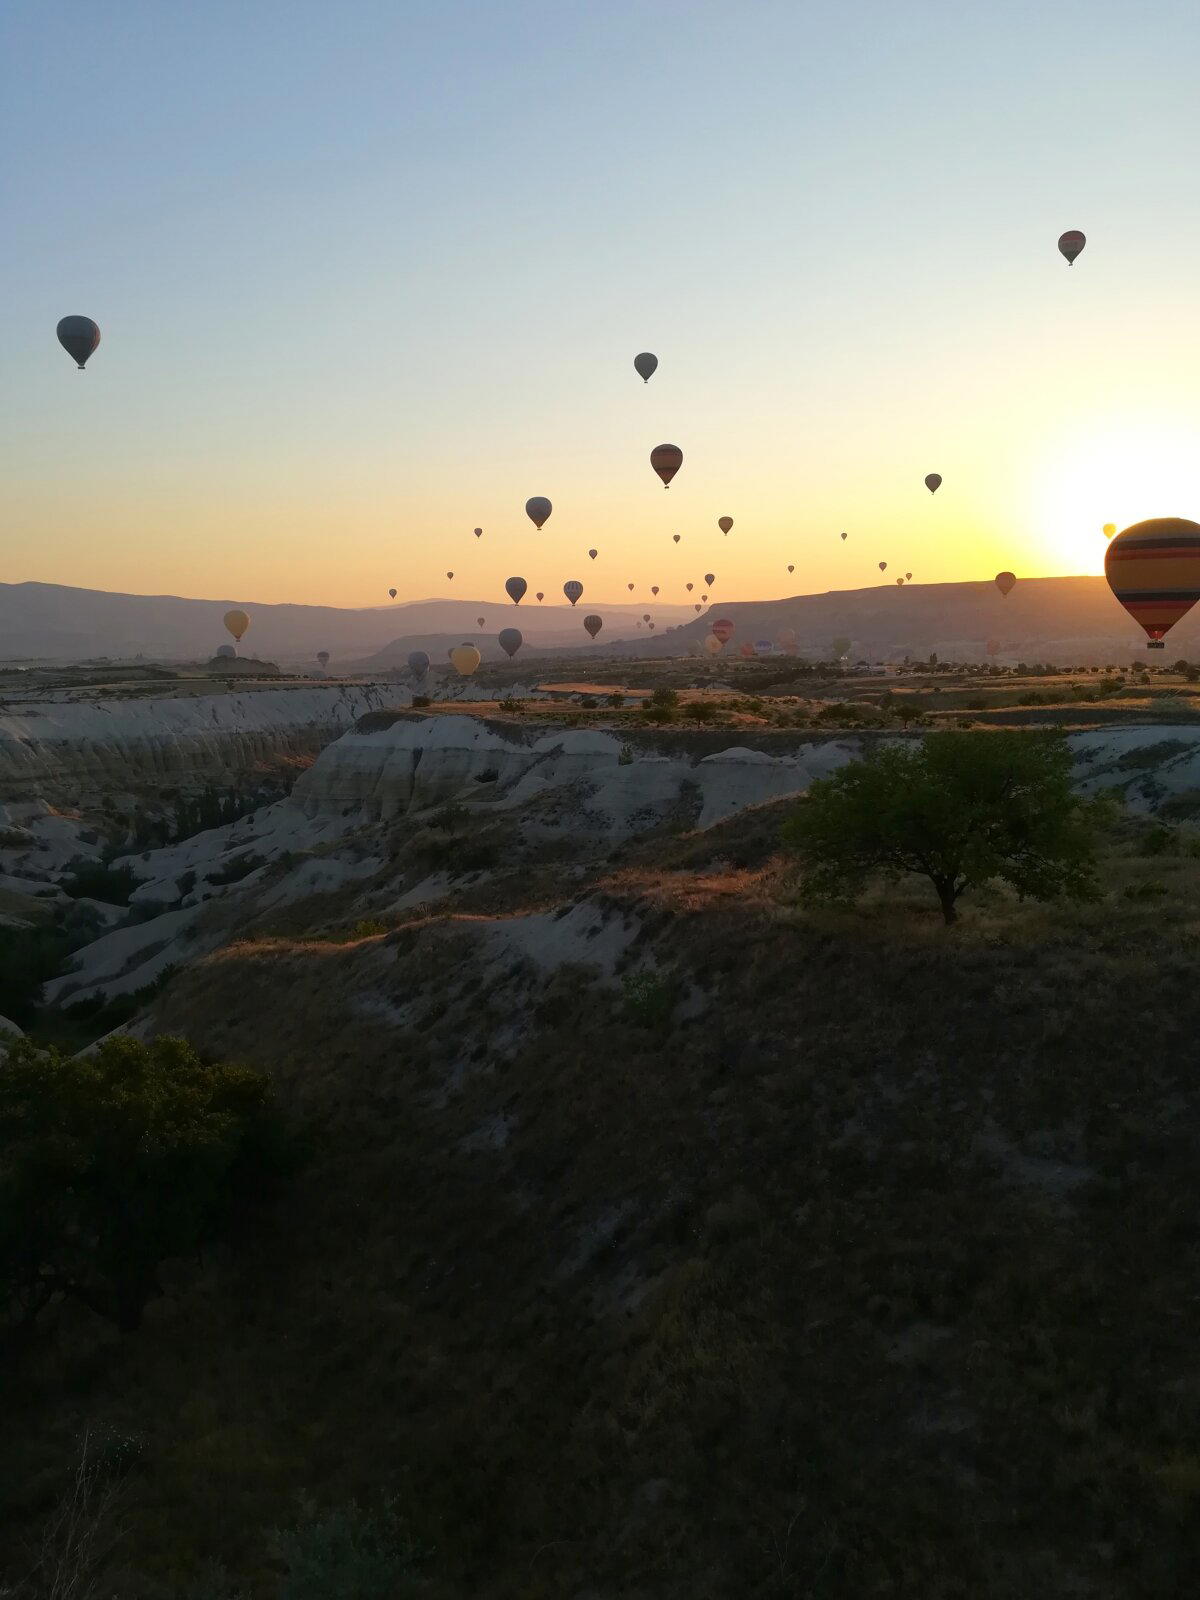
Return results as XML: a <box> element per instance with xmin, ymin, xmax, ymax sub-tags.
<box><xmin>317</xmin><ymin>651</ymin><xmax>330</xmax><ymax>666</ymax></box>
<box><xmin>755</xmin><ymin>640</ymin><xmax>773</xmax><ymax>657</ymax></box>
<box><xmin>407</xmin><ymin>649</ymin><xmax>430</xmax><ymax>679</ymax></box>
<box><xmin>446</xmin><ymin>571</ymin><xmax>454</xmax><ymax>580</ymax></box>
<box><xmin>878</xmin><ymin>562</ymin><xmax>887</xmax><ymax>572</ymax></box>
<box><xmin>704</xmin><ymin>634</ymin><xmax>723</xmax><ymax>655</ymax></box>
<box><xmin>563</xmin><ymin>581</ymin><xmax>583</xmax><ymax>606</ymax></box>
<box><xmin>787</xmin><ymin>564</ymin><xmax>794</xmax><ymax>573</ymax></box>
<box><xmin>1105</xmin><ymin>517</ymin><xmax>1200</xmax><ymax>644</ymax></box>
<box><xmin>388</xmin><ymin>588</ymin><xmax>397</xmax><ymax>599</ymax></box>
<box><xmin>840</xmin><ymin>530</ymin><xmax>848</xmax><ymax>541</ymax></box>
<box><xmin>56</xmin><ymin>315</ymin><xmax>100</xmax><ymax>369</ymax></box>
<box><xmin>1058</xmin><ymin>229</ymin><xmax>1086</xmax><ymax>265</ymax></box>
<box><xmin>498</xmin><ymin>627</ymin><xmax>523</xmax><ymax>658</ymax></box>
<box><xmin>535</xmin><ymin>591</ymin><xmax>544</xmax><ymax>602</ymax></box>
<box><xmin>450</xmin><ymin>645</ymin><xmax>481</xmax><ymax>676</ymax></box>
<box><xmin>650</xmin><ymin>443</ymin><xmax>683</xmax><ymax>487</ymax></box>
<box><xmin>711</xmin><ymin>618</ymin><xmax>735</xmax><ymax>644</ymax></box>
<box><xmin>224</xmin><ymin>609</ymin><xmax>249</xmax><ymax>642</ymax></box>
<box><xmin>1103</xmin><ymin>523</ymin><xmax>1116</xmax><ymax>539</ymax></box>
<box><xmin>634</xmin><ymin>351</ymin><xmax>658</xmax><ymax>382</ymax></box>
<box><xmin>651</xmin><ymin>585</ymin><xmax>659</xmax><ymax>596</ymax></box>
<box><xmin>474</xmin><ymin>527</ymin><xmax>483</xmax><ymax>538</ymax></box>
<box><xmin>525</xmin><ymin>496</ymin><xmax>552</xmax><ymax>528</ymax></box>
<box><xmin>925</xmin><ymin>474</ymin><xmax>941</xmax><ymax>494</ymax></box>
<box><xmin>704</xmin><ymin>572</ymin><xmax>715</xmax><ymax>587</ymax></box>
<box><xmin>686</xmin><ymin>582</ymin><xmax>693</xmax><ymax>591</ymax></box>
<box><xmin>505</xmin><ymin>576</ymin><xmax>528</xmax><ymax>604</ymax></box>
<box><xmin>583</xmin><ymin>614</ymin><xmax>603</xmax><ymax>638</ymax></box>
<box><xmin>476</xmin><ymin>616</ymin><xmax>485</xmax><ymax>627</ymax></box>
<box><xmin>995</xmin><ymin>571</ymin><xmax>1016</xmax><ymax>596</ymax></box>
<box><xmin>672</xmin><ymin>533</ymin><xmax>681</xmax><ymax>543</ymax></box>
<box><xmin>718</xmin><ymin>516</ymin><xmax>733</xmax><ymax>534</ymax></box>
<box><xmin>588</xmin><ymin>548</ymin><xmax>597</xmax><ymax>560</ymax></box>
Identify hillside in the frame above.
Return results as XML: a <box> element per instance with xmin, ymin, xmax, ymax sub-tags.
<box><xmin>4</xmin><ymin>692</ymin><xmax>1200</xmax><ymax>1597</ymax></box>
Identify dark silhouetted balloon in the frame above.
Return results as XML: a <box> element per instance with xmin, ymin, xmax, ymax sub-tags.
<box><xmin>476</xmin><ymin>616</ymin><xmax>485</xmax><ymax>627</ymax></box>
<box><xmin>787</xmin><ymin>564</ymin><xmax>794</xmax><ymax>573</ymax></box>
<box><xmin>650</xmin><ymin>444</ymin><xmax>683</xmax><ymax>487</ymax></box>
<box><xmin>499</xmin><ymin>627</ymin><xmax>523</xmax><ymax>657</ymax></box>
<box><xmin>711</xmin><ymin>618</ymin><xmax>734</xmax><ymax>644</ymax></box>
<box><xmin>878</xmin><ymin>561</ymin><xmax>887</xmax><ymax>572</ymax></box>
<box><xmin>446</xmin><ymin>571</ymin><xmax>454</xmax><ymax>580</ymax></box>
<box><xmin>672</xmin><ymin>533</ymin><xmax>681</xmax><ymax>543</ymax></box>
<box><xmin>317</xmin><ymin>651</ymin><xmax>330</xmax><ymax>667</ymax></box>
<box><xmin>995</xmin><ymin>571</ymin><xmax>1016</xmax><ymax>596</ymax></box>
<box><xmin>474</xmin><ymin>528</ymin><xmax>483</xmax><ymax>539</ymax></box>
<box><xmin>388</xmin><ymin>588</ymin><xmax>397</xmax><ymax>599</ymax></box>
<box><xmin>408</xmin><ymin>649</ymin><xmax>430</xmax><ymax>680</ymax></box>
<box><xmin>535</xmin><ymin>591</ymin><xmax>544</xmax><ymax>602</ymax></box>
<box><xmin>694</xmin><ymin>603</ymin><xmax>702</xmax><ymax>612</ymax></box>
<box><xmin>634</xmin><ymin>352</ymin><xmax>658</xmax><ymax>383</ymax></box>
<box><xmin>718</xmin><ymin>516</ymin><xmax>733</xmax><ymax>535</ymax></box>
<box><xmin>686</xmin><ymin>582</ymin><xmax>693</xmax><ymax>591</ymax></box>
<box><xmin>704</xmin><ymin>572</ymin><xmax>715</xmax><ymax>587</ymax></box>
<box><xmin>905</xmin><ymin>572</ymin><xmax>912</xmax><ymax>580</ymax></box>
<box><xmin>525</xmin><ymin>496</ymin><xmax>552</xmax><ymax>528</ymax></box>
<box><xmin>588</xmin><ymin>548</ymin><xmax>597</xmax><ymax>560</ymax></box>
<box><xmin>583</xmin><ymin>614</ymin><xmax>602</xmax><ymax>638</ymax></box>
<box><xmin>925</xmin><ymin>474</ymin><xmax>941</xmax><ymax>494</ymax></box>
<box><xmin>840</xmin><ymin>530</ymin><xmax>848</xmax><ymax>541</ymax></box>
<box><xmin>563</xmin><ymin>580</ymin><xmax>583</xmax><ymax>606</ymax></box>
<box><xmin>1058</xmin><ymin>229</ymin><xmax>1086</xmax><ymax>265</ymax></box>
<box><xmin>651</xmin><ymin>585</ymin><xmax>659</xmax><ymax>596</ymax></box>
<box><xmin>1106</xmin><ymin>518</ymin><xmax>1200</xmax><ymax>647</ymax></box>
<box><xmin>57</xmin><ymin>315</ymin><xmax>100</xmax><ymax>369</ymax></box>
<box><xmin>505</xmin><ymin>576</ymin><xmax>527</xmax><ymax>604</ymax></box>
<box><xmin>224</xmin><ymin>609</ymin><xmax>249</xmax><ymax>642</ymax></box>
<box><xmin>643</xmin><ymin>612</ymin><xmax>651</xmax><ymax>622</ymax></box>
<box><xmin>627</xmin><ymin>582</ymin><xmax>635</xmax><ymax>591</ymax></box>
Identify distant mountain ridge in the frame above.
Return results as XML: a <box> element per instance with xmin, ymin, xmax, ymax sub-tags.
<box><xmin>0</xmin><ymin>576</ymin><xmax>1191</xmax><ymax>667</ymax></box>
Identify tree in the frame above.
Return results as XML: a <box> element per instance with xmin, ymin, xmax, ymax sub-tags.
<box><xmin>0</xmin><ymin>1034</ymin><xmax>282</xmax><ymax>1341</ymax></box>
<box><xmin>782</xmin><ymin>731</ymin><xmax>1100</xmax><ymax>925</ymax></box>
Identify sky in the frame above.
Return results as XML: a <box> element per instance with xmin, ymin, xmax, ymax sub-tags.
<box><xmin>4</xmin><ymin>0</ymin><xmax>1200</xmax><ymax>609</ymax></box>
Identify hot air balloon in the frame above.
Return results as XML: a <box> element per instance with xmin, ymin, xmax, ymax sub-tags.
<box><xmin>905</xmin><ymin>572</ymin><xmax>912</xmax><ymax>580</ymax></box>
<box><xmin>224</xmin><ymin>609</ymin><xmax>249</xmax><ymax>643</ymax></box>
<box><xmin>627</xmin><ymin>582</ymin><xmax>635</xmax><ymax>591</ymax></box>
<box><xmin>1103</xmin><ymin>523</ymin><xmax>1116</xmax><ymax>540</ymax></box>
<box><xmin>712</xmin><ymin>618</ymin><xmax>735</xmax><ymax>644</ymax></box>
<box><xmin>408</xmin><ymin>649</ymin><xmax>430</xmax><ymax>680</ymax></box>
<box><xmin>498</xmin><ymin>627</ymin><xmax>523</xmax><ymax>658</ymax></box>
<box><xmin>878</xmin><ymin>562</ymin><xmax>887</xmax><ymax>573</ymax></box>
<box><xmin>995</xmin><ymin>571</ymin><xmax>1016</xmax><ymax>597</ymax></box>
<box><xmin>474</xmin><ymin>527</ymin><xmax>483</xmax><ymax>538</ymax></box>
<box><xmin>526</xmin><ymin>496</ymin><xmax>552</xmax><ymax>529</ymax></box>
<box><xmin>648</xmin><ymin>622</ymin><xmax>655</xmax><ymax>631</ymax></box>
<box><xmin>650</xmin><ymin>444</ymin><xmax>683</xmax><ymax>488</ymax></box>
<box><xmin>536</xmin><ymin>592</ymin><xmax>544</xmax><ymax>602</ymax></box>
<box><xmin>317</xmin><ymin>651</ymin><xmax>330</xmax><ymax>668</ymax></box>
<box><xmin>643</xmin><ymin>613</ymin><xmax>651</xmax><ymax>622</ymax></box>
<box><xmin>896</xmin><ymin>577</ymin><xmax>904</xmax><ymax>586</ymax></box>
<box><xmin>777</xmin><ymin>627</ymin><xmax>797</xmax><ymax>653</ymax></box>
<box><xmin>583</xmin><ymin>614</ymin><xmax>603</xmax><ymax>638</ymax></box>
<box><xmin>694</xmin><ymin>603</ymin><xmax>702</xmax><ymax>612</ymax></box>
<box><xmin>704</xmin><ymin>634</ymin><xmax>723</xmax><ymax>655</ymax></box>
<box><xmin>925</xmin><ymin>474</ymin><xmax>941</xmax><ymax>494</ymax></box>
<box><xmin>388</xmin><ymin>588</ymin><xmax>397</xmax><ymax>599</ymax></box>
<box><xmin>634</xmin><ymin>352</ymin><xmax>658</xmax><ymax>383</ymax></box>
<box><xmin>216</xmin><ymin>644</ymin><xmax>235</xmax><ymax>660</ymax></box>
<box><xmin>1058</xmin><ymin>229</ymin><xmax>1086</xmax><ymax>265</ymax></box>
<box><xmin>740</xmin><ymin>642</ymin><xmax>755</xmax><ymax>658</ymax></box>
<box><xmin>755</xmin><ymin>640</ymin><xmax>773</xmax><ymax>657</ymax></box>
<box><xmin>450</xmin><ymin>645</ymin><xmax>480</xmax><ymax>676</ymax></box>
<box><xmin>446</xmin><ymin>571</ymin><xmax>454</xmax><ymax>580</ymax></box>
<box><xmin>787</xmin><ymin>564</ymin><xmax>794</xmax><ymax>574</ymax></box>
<box><xmin>476</xmin><ymin>616</ymin><xmax>485</xmax><ymax>628</ymax></box>
<box><xmin>672</xmin><ymin>533</ymin><xmax>681</xmax><ymax>543</ymax></box>
<box><xmin>651</xmin><ymin>585</ymin><xmax>659</xmax><ymax>596</ymax></box>
<box><xmin>700</xmin><ymin>594</ymin><xmax>708</xmax><ymax>603</ymax></box>
<box><xmin>506</xmin><ymin>576</ymin><xmax>527</xmax><ymax>604</ymax></box>
<box><xmin>686</xmin><ymin>583</ymin><xmax>693</xmax><ymax>591</ymax></box>
<box><xmin>718</xmin><ymin>516</ymin><xmax>733</xmax><ymax>535</ymax></box>
<box><xmin>588</xmin><ymin>548</ymin><xmax>598</xmax><ymax>560</ymax></box>
<box><xmin>56</xmin><ymin>315</ymin><xmax>100</xmax><ymax>369</ymax></box>
<box><xmin>636</xmin><ymin>622</ymin><xmax>642</xmax><ymax>629</ymax></box>
<box><xmin>563</xmin><ymin>581</ymin><xmax>583</xmax><ymax>606</ymax></box>
<box><xmin>1105</xmin><ymin>518</ymin><xmax>1200</xmax><ymax>648</ymax></box>
<box><xmin>704</xmin><ymin>572</ymin><xmax>715</xmax><ymax>587</ymax></box>
<box><xmin>840</xmin><ymin>530</ymin><xmax>848</xmax><ymax>541</ymax></box>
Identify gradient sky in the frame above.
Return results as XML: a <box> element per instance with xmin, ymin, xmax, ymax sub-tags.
<box><xmin>4</xmin><ymin>0</ymin><xmax>1200</xmax><ymax>608</ymax></box>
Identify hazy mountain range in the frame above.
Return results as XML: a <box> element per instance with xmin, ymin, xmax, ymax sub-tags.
<box><xmin>0</xmin><ymin>577</ymin><xmax>1190</xmax><ymax>668</ymax></box>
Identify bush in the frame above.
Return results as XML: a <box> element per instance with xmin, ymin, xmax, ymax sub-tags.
<box><xmin>622</xmin><ymin>971</ymin><xmax>677</xmax><ymax>1029</ymax></box>
<box><xmin>0</xmin><ymin>1035</ymin><xmax>286</xmax><ymax>1340</ymax></box>
<box><xmin>689</xmin><ymin>701</ymin><xmax>719</xmax><ymax>723</ymax></box>
<box><xmin>0</xmin><ymin>925</ymin><xmax>72</xmax><ymax>1025</ymax></box>
<box><xmin>207</xmin><ymin>853</ymin><xmax>266</xmax><ymax>886</ymax></box>
<box><xmin>650</xmin><ymin>686</ymin><xmax>679</xmax><ymax>710</ymax></box>
<box><xmin>783</xmin><ymin>730</ymin><xmax>1101</xmax><ymax>925</ymax></box>
<box><xmin>411</xmin><ymin>695</ymin><xmax>431</xmax><ymax>708</ymax></box>
<box><xmin>60</xmin><ymin>861</ymin><xmax>139</xmax><ymax>905</ymax></box>
<box><xmin>274</xmin><ymin>1498</ymin><xmax>425</xmax><ymax>1600</ymax></box>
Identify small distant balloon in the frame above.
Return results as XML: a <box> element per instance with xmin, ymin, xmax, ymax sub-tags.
<box><xmin>627</xmin><ymin>582</ymin><xmax>635</xmax><ymax>591</ymax></box>
<box><xmin>701</xmin><ymin>594</ymin><xmax>707</xmax><ymax>602</ymax></box>
<box><xmin>995</xmin><ymin>571</ymin><xmax>1017</xmax><ymax>596</ymax></box>
<box><xmin>648</xmin><ymin>622</ymin><xmax>656</xmax><ymax>631</ymax></box>
<box><xmin>506</xmin><ymin>576</ymin><xmax>527</xmax><ymax>604</ymax></box>
<box><xmin>878</xmin><ymin>562</ymin><xmax>887</xmax><ymax>573</ymax></box>
<box><xmin>476</xmin><ymin>616</ymin><xmax>485</xmax><ymax>627</ymax></box>
<box><xmin>694</xmin><ymin>603</ymin><xmax>702</xmax><ymax>612</ymax></box>
<box><xmin>317</xmin><ymin>650</ymin><xmax>330</xmax><ymax>667</ymax></box>
<box><xmin>474</xmin><ymin>527</ymin><xmax>483</xmax><ymax>539</ymax></box>
<box><xmin>704</xmin><ymin>634</ymin><xmax>723</xmax><ymax>655</ymax></box>
<box><xmin>536</xmin><ymin>592</ymin><xmax>544</xmax><ymax>602</ymax></box>
<box><xmin>925</xmin><ymin>474</ymin><xmax>941</xmax><ymax>494</ymax></box>
<box><xmin>224</xmin><ymin>609</ymin><xmax>249</xmax><ymax>642</ymax></box>
<box><xmin>634</xmin><ymin>351</ymin><xmax>658</xmax><ymax>383</ymax></box>
<box><xmin>450</xmin><ymin>645</ymin><xmax>480</xmax><ymax>676</ymax></box>
<box><xmin>643</xmin><ymin>613</ymin><xmax>651</xmax><ymax>622</ymax></box>
<box><xmin>1058</xmin><ymin>229</ymin><xmax>1086</xmax><ymax>265</ymax></box>
<box><xmin>905</xmin><ymin>572</ymin><xmax>912</xmax><ymax>580</ymax></box>
<box><xmin>583</xmin><ymin>614</ymin><xmax>603</xmax><ymax>638</ymax></box>
<box><xmin>896</xmin><ymin>577</ymin><xmax>904</xmax><ymax>586</ymax></box>
<box><xmin>563</xmin><ymin>580</ymin><xmax>583</xmax><ymax>606</ymax></box>
<box><xmin>446</xmin><ymin>571</ymin><xmax>454</xmax><ymax>581</ymax></box>
<box><xmin>840</xmin><ymin>530</ymin><xmax>848</xmax><ymax>541</ymax></box>
<box><xmin>787</xmin><ymin>564</ymin><xmax>794</xmax><ymax>574</ymax></box>
<box><xmin>407</xmin><ymin>649</ymin><xmax>430</xmax><ymax>681</ymax></box>
<box><xmin>1103</xmin><ymin>523</ymin><xmax>1116</xmax><ymax>540</ymax></box>
<box><xmin>755</xmin><ymin>640</ymin><xmax>773</xmax><ymax>657</ymax></box>
<box><xmin>388</xmin><ymin>588</ymin><xmax>397</xmax><ymax>599</ymax></box>
<box><xmin>672</xmin><ymin>533</ymin><xmax>681</xmax><ymax>543</ymax></box>
<box><xmin>498</xmin><ymin>627</ymin><xmax>523</xmax><ymax>658</ymax></box>
<box><xmin>704</xmin><ymin>572</ymin><xmax>715</xmax><ymax>587</ymax></box>
<box><xmin>57</xmin><ymin>315</ymin><xmax>101</xmax><ymax>369</ymax></box>
<box><xmin>650</xmin><ymin>443</ymin><xmax>683</xmax><ymax>488</ymax></box>
<box><xmin>651</xmin><ymin>585</ymin><xmax>659</xmax><ymax>596</ymax></box>
<box><xmin>718</xmin><ymin>516</ymin><xmax>733</xmax><ymax>535</ymax></box>
<box><xmin>525</xmin><ymin>496</ymin><xmax>552</xmax><ymax>529</ymax></box>
<box><xmin>588</xmin><ymin>548</ymin><xmax>598</xmax><ymax>560</ymax></box>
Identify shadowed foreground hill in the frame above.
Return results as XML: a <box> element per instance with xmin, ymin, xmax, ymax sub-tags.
<box><xmin>5</xmin><ymin>801</ymin><xmax>1200</xmax><ymax>1597</ymax></box>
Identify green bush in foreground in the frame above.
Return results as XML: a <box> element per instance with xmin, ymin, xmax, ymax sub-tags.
<box><xmin>783</xmin><ymin>730</ymin><xmax>1101</xmax><ymax>924</ymax></box>
<box><xmin>0</xmin><ymin>1035</ymin><xmax>283</xmax><ymax>1342</ymax></box>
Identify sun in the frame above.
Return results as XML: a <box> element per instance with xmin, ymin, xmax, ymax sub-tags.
<box><xmin>1030</xmin><ymin>420</ymin><xmax>1200</xmax><ymax>576</ymax></box>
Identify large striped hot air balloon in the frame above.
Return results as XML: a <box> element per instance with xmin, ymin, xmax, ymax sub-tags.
<box><xmin>1104</xmin><ymin>518</ymin><xmax>1200</xmax><ymax>649</ymax></box>
<box><xmin>711</xmin><ymin>618</ymin><xmax>735</xmax><ymax>644</ymax></box>
<box><xmin>1058</xmin><ymin>229</ymin><xmax>1086</xmax><ymax>265</ymax></box>
<box><xmin>650</xmin><ymin>444</ymin><xmax>683</xmax><ymax>487</ymax></box>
